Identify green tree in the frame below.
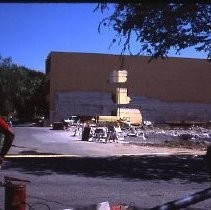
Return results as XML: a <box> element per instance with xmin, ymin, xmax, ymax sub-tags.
<box><xmin>96</xmin><ymin>2</ymin><xmax>211</xmax><ymax>61</ymax></box>
<box><xmin>0</xmin><ymin>56</ymin><xmax>47</xmax><ymax>121</ymax></box>
<box><xmin>0</xmin><ymin>56</ymin><xmax>14</xmax><ymax>115</ymax></box>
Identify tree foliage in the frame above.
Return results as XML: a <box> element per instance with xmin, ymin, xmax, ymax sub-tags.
<box><xmin>96</xmin><ymin>2</ymin><xmax>211</xmax><ymax>61</ymax></box>
<box><xmin>0</xmin><ymin>55</ymin><xmax>48</xmax><ymax>121</ymax></box>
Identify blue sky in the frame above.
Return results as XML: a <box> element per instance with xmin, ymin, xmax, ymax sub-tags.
<box><xmin>0</xmin><ymin>3</ymin><xmax>208</xmax><ymax>72</ymax></box>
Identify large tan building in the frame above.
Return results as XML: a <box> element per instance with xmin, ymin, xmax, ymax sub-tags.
<box><xmin>46</xmin><ymin>51</ymin><xmax>211</xmax><ymax>124</ymax></box>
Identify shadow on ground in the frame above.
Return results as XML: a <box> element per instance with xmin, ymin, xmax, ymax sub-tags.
<box><xmin>3</xmin><ymin>155</ymin><xmax>210</xmax><ymax>183</ymax></box>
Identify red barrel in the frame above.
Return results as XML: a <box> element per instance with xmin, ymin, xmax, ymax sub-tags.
<box><xmin>5</xmin><ymin>183</ymin><xmax>26</xmax><ymax>210</ymax></box>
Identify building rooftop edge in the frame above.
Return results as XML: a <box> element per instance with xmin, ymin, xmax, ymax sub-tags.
<box><xmin>47</xmin><ymin>51</ymin><xmax>208</xmax><ymax>61</ymax></box>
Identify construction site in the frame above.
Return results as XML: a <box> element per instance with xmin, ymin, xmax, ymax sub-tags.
<box><xmin>46</xmin><ymin>52</ymin><xmax>211</xmax><ymax>125</ymax></box>
<box><xmin>45</xmin><ymin>51</ymin><xmax>211</xmax><ymax>150</ymax></box>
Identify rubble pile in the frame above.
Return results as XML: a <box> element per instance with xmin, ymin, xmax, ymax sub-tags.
<box><xmin>64</xmin><ymin>120</ymin><xmax>211</xmax><ymax>149</ymax></box>
<box><xmin>124</xmin><ymin>125</ymin><xmax>211</xmax><ymax>150</ymax></box>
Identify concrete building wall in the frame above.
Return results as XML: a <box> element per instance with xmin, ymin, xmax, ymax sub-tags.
<box><xmin>52</xmin><ymin>91</ymin><xmax>115</xmax><ymax>121</ymax></box>
<box><xmin>130</xmin><ymin>96</ymin><xmax>211</xmax><ymax>123</ymax></box>
<box><xmin>46</xmin><ymin>52</ymin><xmax>211</xmax><ymax>123</ymax></box>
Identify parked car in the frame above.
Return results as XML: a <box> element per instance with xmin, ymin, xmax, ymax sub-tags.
<box><xmin>32</xmin><ymin>116</ymin><xmax>45</xmax><ymax>127</ymax></box>
<box><xmin>64</xmin><ymin>116</ymin><xmax>79</xmax><ymax>125</ymax></box>
<box><xmin>52</xmin><ymin>121</ymin><xmax>64</xmax><ymax>130</ymax></box>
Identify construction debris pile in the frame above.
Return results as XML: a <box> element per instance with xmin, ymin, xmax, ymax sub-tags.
<box><xmin>123</xmin><ymin>123</ymin><xmax>211</xmax><ymax>150</ymax></box>
<box><xmin>63</xmin><ymin>119</ymin><xmax>211</xmax><ymax>150</ymax></box>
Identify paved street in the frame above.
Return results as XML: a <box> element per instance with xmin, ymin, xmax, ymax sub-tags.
<box><xmin>0</xmin><ymin>127</ymin><xmax>210</xmax><ymax>210</ymax></box>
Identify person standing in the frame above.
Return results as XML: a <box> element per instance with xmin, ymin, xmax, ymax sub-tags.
<box><xmin>82</xmin><ymin>123</ymin><xmax>91</xmax><ymax>141</ymax></box>
<box><xmin>0</xmin><ymin>116</ymin><xmax>14</xmax><ymax>166</ymax></box>
<box><xmin>8</xmin><ymin>115</ymin><xmax>13</xmax><ymax>127</ymax></box>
